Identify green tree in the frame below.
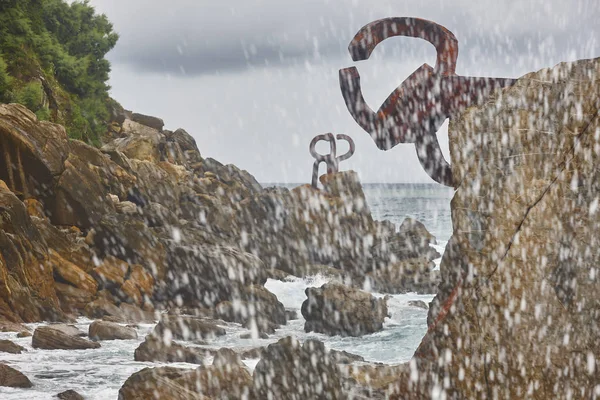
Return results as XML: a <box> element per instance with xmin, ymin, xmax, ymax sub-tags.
<box><xmin>0</xmin><ymin>0</ymin><xmax>119</xmax><ymax>144</ymax></box>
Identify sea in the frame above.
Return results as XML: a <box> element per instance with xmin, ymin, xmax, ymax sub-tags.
<box><xmin>0</xmin><ymin>183</ymin><xmax>454</xmax><ymax>399</ymax></box>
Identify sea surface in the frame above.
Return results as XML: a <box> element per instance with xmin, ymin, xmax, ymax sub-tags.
<box><xmin>0</xmin><ymin>183</ymin><xmax>454</xmax><ymax>399</ymax></box>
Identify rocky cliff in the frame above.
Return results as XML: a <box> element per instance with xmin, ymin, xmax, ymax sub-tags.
<box><xmin>387</xmin><ymin>57</ymin><xmax>600</xmax><ymax>399</ymax></box>
<box><xmin>0</xmin><ymin>102</ymin><xmax>439</xmax><ymax>325</ymax></box>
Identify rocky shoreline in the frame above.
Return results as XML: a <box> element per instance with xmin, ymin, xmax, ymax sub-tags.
<box><xmin>1</xmin><ymin>56</ymin><xmax>599</xmax><ymax>399</ymax></box>
<box><xmin>0</xmin><ymin>84</ymin><xmax>440</xmax><ymax>397</ymax></box>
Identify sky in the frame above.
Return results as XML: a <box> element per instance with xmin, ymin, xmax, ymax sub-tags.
<box><xmin>88</xmin><ymin>0</ymin><xmax>599</xmax><ymax>183</ymax></box>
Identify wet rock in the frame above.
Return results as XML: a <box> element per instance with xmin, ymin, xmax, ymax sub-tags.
<box><xmin>212</xmin><ymin>348</ymin><xmax>243</xmax><ymax>368</ymax></box>
<box><xmin>408</xmin><ymin>58</ymin><xmax>600</xmax><ymax>399</ymax></box>
<box><xmin>17</xmin><ymin>331</ymin><xmax>31</xmax><ymax>338</ymax></box>
<box><xmin>53</xmin><ymin>150</ymin><xmax>116</xmax><ymax>228</ymax></box>
<box><xmin>115</xmin><ymin>201</ymin><xmax>137</xmax><ymax>214</ymax></box>
<box><xmin>214</xmin><ymin>285</ymin><xmax>286</xmax><ymax>329</ymax></box>
<box><xmin>163</xmin><ymin>245</ymin><xmax>266</xmax><ymax>308</ymax></box>
<box><xmin>240</xmin><ymin>332</ymin><xmax>269</xmax><ymax>340</ymax></box>
<box><xmin>0</xmin><ymin>321</ymin><xmax>29</xmax><ymax>333</ymax></box>
<box><xmin>57</xmin><ymin>389</ymin><xmax>85</xmax><ymax>400</ymax></box>
<box><xmin>32</xmin><ymin>326</ymin><xmax>100</xmax><ymax>350</ymax></box>
<box><xmin>242</xmin><ymin>317</ymin><xmax>278</xmax><ymax>336</ymax></box>
<box><xmin>93</xmin><ymin>214</ymin><xmax>167</xmax><ymax>281</ymax></box>
<box><xmin>154</xmin><ymin>316</ymin><xmax>226</xmax><ymax>341</ymax></box>
<box><xmin>302</xmin><ymin>283</ymin><xmax>388</xmax><ymax>337</ymax></box>
<box><xmin>88</xmin><ymin>321</ymin><xmax>137</xmax><ymax>341</ymax></box>
<box><xmin>134</xmin><ymin>335</ymin><xmax>206</xmax><ymax>364</ymax></box>
<box><xmin>117</xmin><ymin>303</ymin><xmax>157</xmax><ymax>323</ymax></box>
<box><xmin>84</xmin><ymin>298</ymin><xmax>121</xmax><ymax>320</ymax></box>
<box><xmin>239</xmin><ymin>347</ymin><xmax>264</xmax><ymax>359</ymax></box>
<box><xmin>408</xmin><ymin>300</ymin><xmax>428</xmax><ymax>310</ymax></box>
<box><xmin>166</xmin><ymin>128</ymin><xmax>198</xmax><ymax>153</ymax></box>
<box><xmin>131</xmin><ymin>113</ymin><xmax>164</xmax><ymax>132</ymax></box>
<box><xmin>367</xmin><ymin>258</ymin><xmax>440</xmax><ymax>294</ymax></box>
<box><xmin>91</xmin><ymin>256</ymin><xmax>129</xmax><ymax>290</ymax></box>
<box><xmin>175</xmin><ymin>365</ymin><xmax>253</xmax><ymax>399</ymax></box>
<box><xmin>253</xmin><ymin>336</ymin><xmax>343</xmax><ymax>399</ymax></box>
<box><xmin>330</xmin><ymin>349</ymin><xmax>365</xmax><ymax>364</ymax></box>
<box><xmin>55</xmin><ymin>282</ymin><xmax>94</xmax><ymax>313</ymax></box>
<box><xmin>118</xmin><ymin>366</ymin><xmax>203</xmax><ymax>400</ymax></box>
<box><xmin>0</xmin><ymin>183</ymin><xmax>63</xmax><ymax>322</ymax></box>
<box><xmin>102</xmin><ymin>119</ymin><xmax>163</xmax><ymax>162</ymax></box>
<box><xmin>49</xmin><ymin>250</ymin><xmax>98</xmax><ymax>294</ymax></box>
<box><xmin>140</xmin><ymin>202</ymin><xmax>178</xmax><ymax>227</ymax></box>
<box><xmin>124</xmin><ymin>265</ymin><xmax>154</xmax><ymax>300</ymax></box>
<box><xmin>0</xmin><ymin>339</ymin><xmax>25</xmax><ymax>354</ymax></box>
<box><xmin>0</xmin><ymin>104</ymin><xmax>69</xmax><ymax>192</ymax></box>
<box><xmin>0</xmin><ymin>363</ymin><xmax>32</xmax><ymax>388</ymax></box>
<box><xmin>285</xmin><ymin>309</ymin><xmax>298</xmax><ymax>321</ymax></box>
<box><xmin>45</xmin><ymin>324</ymin><xmax>86</xmax><ymax>337</ymax></box>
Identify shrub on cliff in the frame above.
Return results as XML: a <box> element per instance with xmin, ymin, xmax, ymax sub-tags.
<box><xmin>0</xmin><ymin>0</ymin><xmax>118</xmax><ymax>145</ymax></box>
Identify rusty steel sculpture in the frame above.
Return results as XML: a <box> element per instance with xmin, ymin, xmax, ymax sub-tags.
<box><xmin>339</xmin><ymin>17</ymin><xmax>517</xmax><ymax>187</ymax></box>
<box><xmin>309</xmin><ymin>133</ymin><xmax>355</xmax><ymax>188</ymax></box>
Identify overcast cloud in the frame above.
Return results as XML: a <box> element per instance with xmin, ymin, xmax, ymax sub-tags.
<box><xmin>89</xmin><ymin>0</ymin><xmax>599</xmax><ymax>183</ymax></box>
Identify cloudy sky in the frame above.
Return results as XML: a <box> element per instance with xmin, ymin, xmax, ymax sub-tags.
<box><xmin>89</xmin><ymin>0</ymin><xmax>599</xmax><ymax>183</ymax></box>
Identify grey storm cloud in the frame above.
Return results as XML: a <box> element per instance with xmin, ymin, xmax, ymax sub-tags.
<box><xmin>90</xmin><ymin>0</ymin><xmax>599</xmax><ymax>76</ymax></box>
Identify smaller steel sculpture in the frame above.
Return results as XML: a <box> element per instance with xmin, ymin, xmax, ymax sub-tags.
<box><xmin>309</xmin><ymin>133</ymin><xmax>355</xmax><ymax>188</ymax></box>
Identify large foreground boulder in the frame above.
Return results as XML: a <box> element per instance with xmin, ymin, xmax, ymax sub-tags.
<box><xmin>405</xmin><ymin>58</ymin><xmax>600</xmax><ymax>399</ymax></box>
<box><xmin>32</xmin><ymin>326</ymin><xmax>100</xmax><ymax>350</ymax></box>
<box><xmin>0</xmin><ymin>363</ymin><xmax>32</xmax><ymax>388</ymax></box>
<box><xmin>302</xmin><ymin>283</ymin><xmax>388</xmax><ymax>336</ymax></box>
<box><xmin>253</xmin><ymin>336</ymin><xmax>343</xmax><ymax>400</ymax></box>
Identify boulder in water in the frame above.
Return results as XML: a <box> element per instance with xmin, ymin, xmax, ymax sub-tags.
<box><xmin>57</xmin><ymin>390</ymin><xmax>85</xmax><ymax>400</ymax></box>
<box><xmin>32</xmin><ymin>326</ymin><xmax>100</xmax><ymax>350</ymax></box>
<box><xmin>0</xmin><ymin>339</ymin><xmax>25</xmax><ymax>354</ymax></box>
<box><xmin>89</xmin><ymin>320</ymin><xmax>137</xmax><ymax>341</ymax></box>
<box><xmin>302</xmin><ymin>283</ymin><xmax>388</xmax><ymax>336</ymax></box>
<box><xmin>118</xmin><ymin>367</ymin><xmax>203</xmax><ymax>400</ymax></box>
<box><xmin>0</xmin><ymin>363</ymin><xmax>32</xmax><ymax>388</ymax></box>
<box><xmin>253</xmin><ymin>336</ymin><xmax>343</xmax><ymax>399</ymax></box>
<box><xmin>153</xmin><ymin>316</ymin><xmax>226</xmax><ymax>341</ymax></box>
<box><xmin>134</xmin><ymin>335</ymin><xmax>207</xmax><ymax>364</ymax></box>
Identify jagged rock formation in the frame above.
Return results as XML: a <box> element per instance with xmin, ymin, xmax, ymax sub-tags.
<box><xmin>386</xmin><ymin>57</ymin><xmax>600</xmax><ymax>399</ymax></box>
<box><xmin>0</xmin><ymin>102</ymin><xmax>438</xmax><ymax>326</ymax></box>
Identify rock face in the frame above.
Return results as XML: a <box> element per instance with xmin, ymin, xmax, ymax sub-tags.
<box><xmin>88</xmin><ymin>320</ymin><xmax>137</xmax><ymax>341</ymax></box>
<box><xmin>133</xmin><ymin>335</ymin><xmax>206</xmax><ymax>364</ymax></box>
<box><xmin>0</xmin><ymin>363</ymin><xmax>32</xmax><ymax>388</ymax></box>
<box><xmin>32</xmin><ymin>326</ymin><xmax>101</xmax><ymax>350</ymax></box>
<box><xmin>0</xmin><ymin>98</ymin><xmax>439</xmax><ymax>329</ymax></box>
<box><xmin>404</xmin><ymin>58</ymin><xmax>600</xmax><ymax>399</ymax></box>
<box><xmin>302</xmin><ymin>283</ymin><xmax>388</xmax><ymax>337</ymax></box>
<box><xmin>253</xmin><ymin>336</ymin><xmax>343</xmax><ymax>400</ymax></box>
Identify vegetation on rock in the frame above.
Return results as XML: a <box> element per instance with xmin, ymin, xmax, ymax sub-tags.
<box><xmin>0</xmin><ymin>0</ymin><xmax>118</xmax><ymax>145</ymax></box>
